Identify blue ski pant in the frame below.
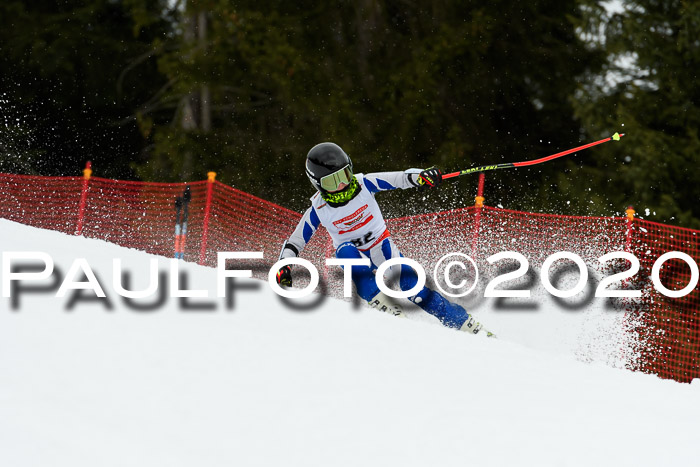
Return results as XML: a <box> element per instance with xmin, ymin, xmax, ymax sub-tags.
<box><xmin>335</xmin><ymin>238</ymin><xmax>470</xmax><ymax>329</ymax></box>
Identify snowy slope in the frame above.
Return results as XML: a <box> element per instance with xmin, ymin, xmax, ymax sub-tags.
<box><xmin>1</xmin><ymin>218</ymin><xmax>698</xmax><ymax>467</ymax></box>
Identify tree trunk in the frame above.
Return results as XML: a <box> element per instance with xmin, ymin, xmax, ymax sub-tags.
<box><xmin>179</xmin><ymin>5</ymin><xmax>210</xmax><ymax>179</ymax></box>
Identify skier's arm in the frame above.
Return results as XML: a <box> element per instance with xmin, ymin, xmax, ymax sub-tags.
<box><xmin>363</xmin><ymin>168</ymin><xmax>442</xmax><ymax>193</ymax></box>
<box><xmin>278</xmin><ymin>206</ymin><xmax>320</xmax><ymax>261</ymax></box>
<box><xmin>276</xmin><ymin>206</ymin><xmax>321</xmax><ymax>287</ymax></box>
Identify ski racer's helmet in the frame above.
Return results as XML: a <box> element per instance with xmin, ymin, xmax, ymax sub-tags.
<box><xmin>305</xmin><ymin>142</ymin><xmax>354</xmax><ymax>194</ymax></box>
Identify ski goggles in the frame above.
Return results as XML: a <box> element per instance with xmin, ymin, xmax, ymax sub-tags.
<box><xmin>320</xmin><ymin>165</ymin><xmax>353</xmax><ymax>192</ymax></box>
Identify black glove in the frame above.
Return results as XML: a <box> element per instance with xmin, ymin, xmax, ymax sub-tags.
<box><xmin>276</xmin><ymin>265</ymin><xmax>292</xmax><ymax>287</ymax></box>
<box><xmin>418</xmin><ymin>167</ymin><xmax>442</xmax><ymax>188</ymax></box>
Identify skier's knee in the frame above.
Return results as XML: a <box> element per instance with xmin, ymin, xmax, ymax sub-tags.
<box><xmin>335</xmin><ymin>242</ymin><xmax>378</xmax><ymax>300</ymax></box>
<box><xmin>336</xmin><ymin>242</ymin><xmax>362</xmax><ymax>259</ymax></box>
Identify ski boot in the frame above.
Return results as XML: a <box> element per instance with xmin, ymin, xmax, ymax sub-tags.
<box><xmin>368</xmin><ymin>291</ymin><xmax>405</xmax><ymax>317</ymax></box>
<box><xmin>460</xmin><ymin>315</ymin><xmax>496</xmax><ymax>338</ymax></box>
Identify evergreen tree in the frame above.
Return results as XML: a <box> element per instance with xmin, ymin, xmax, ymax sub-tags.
<box><xmin>1</xmin><ymin>1</ymin><xmax>624</xmax><ymax>219</ymax></box>
<box><xmin>0</xmin><ymin>0</ymin><xmax>174</xmax><ymax>178</ymax></box>
<box><xmin>138</xmin><ymin>0</ymin><xmax>600</xmax><ymax>214</ymax></box>
<box><xmin>135</xmin><ymin>0</ymin><xmax>314</xmax><ymax>191</ymax></box>
<box><xmin>573</xmin><ymin>0</ymin><xmax>700</xmax><ymax>228</ymax></box>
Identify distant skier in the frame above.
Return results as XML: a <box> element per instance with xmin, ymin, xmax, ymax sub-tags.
<box><xmin>275</xmin><ymin>142</ymin><xmax>492</xmax><ymax>336</ymax></box>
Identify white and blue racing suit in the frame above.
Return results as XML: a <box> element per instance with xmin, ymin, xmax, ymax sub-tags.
<box><xmin>280</xmin><ymin>170</ymin><xmax>471</xmax><ymax>329</ymax></box>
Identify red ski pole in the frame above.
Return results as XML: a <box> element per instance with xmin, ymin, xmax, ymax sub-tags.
<box><xmin>442</xmin><ymin>133</ymin><xmax>624</xmax><ymax>179</ymax></box>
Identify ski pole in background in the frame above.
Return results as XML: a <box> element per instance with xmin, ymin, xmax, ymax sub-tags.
<box><xmin>179</xmin><ymin>186</ymin><xmax>191</xmax><ymax>260</ymax></box>
<box><xmin>174</xmin><ymin>195</ymin><xmax>183</xmax><ymax>259</ymax></box>
<box><xmin>442</xmin><ymin>132</ymin><xmax>624</xmax><ymax>180</ymax></box>
<box><xmin>173</xmin><ymin>186</ymin><xmax>192</xmax><ymax>260</ymax></box>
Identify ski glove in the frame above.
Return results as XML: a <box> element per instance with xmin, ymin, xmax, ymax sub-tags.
<box><xmin>418</xmin><ymin>167</ymin><xmax>442</xmax><ymax>188</ymax></box>
<box><xmin>276</xmin><ymin>265</ymin><xmax>292</xmax><ymax>287</ymax></box>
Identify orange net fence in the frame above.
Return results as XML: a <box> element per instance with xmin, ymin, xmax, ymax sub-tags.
<box><xmin>0</xmin><ymin>170</ymin><xmax>698</xmax><ymax>382</ymax></box>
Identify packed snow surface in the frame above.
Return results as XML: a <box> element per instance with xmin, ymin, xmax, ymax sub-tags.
<box><xmin>1</xmin><ymin>219</ymin><xmax>698</xmax><ymax>466</ymax></box>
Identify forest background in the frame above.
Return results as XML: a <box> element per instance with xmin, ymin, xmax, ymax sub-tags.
<box><xmin>1</xmin><ymin>0</ymin><xmax>698</xmax><ymax>227</ymax></box>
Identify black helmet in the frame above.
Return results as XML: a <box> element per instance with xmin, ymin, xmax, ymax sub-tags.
<box><xmin>305</xmin><ymin>142</ymin><xmax>354</xmax><ymax>193</ymax></box>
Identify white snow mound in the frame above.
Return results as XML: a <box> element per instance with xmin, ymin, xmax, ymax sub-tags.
<box><xmin>1</xmin><ymin>219</ymin><xmax>698</xmax><ymax>467</ymax></box>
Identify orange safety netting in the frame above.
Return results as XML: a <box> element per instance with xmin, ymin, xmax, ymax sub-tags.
<box><xmin>0</xmin><ymin>172</ymin><xmax>698</xmax><ymax>382</ymax></box>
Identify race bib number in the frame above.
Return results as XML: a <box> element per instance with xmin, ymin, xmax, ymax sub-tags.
<box><xmin>351</xmin><ymin>232</ymin><xmax>375</xmax><ymax>248</ymax></box>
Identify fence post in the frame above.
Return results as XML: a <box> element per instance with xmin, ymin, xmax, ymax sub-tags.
<box><xmin>198</xmin><ymin>171</ymin><xmax>217</xmax><ymax>265</ymax></box>
<box><xmin>74</xmin><ymin>161</ymin><xmax>92</xmax><ymax>236</ymax></box>
<box><xmin>619</xmin><ymin>204</ymin><xmax>637</xmax><ymax>364</ymax></box>
<box><xmin>624</xmin><ymin>205</ymin><xmax>635</xmax><ymax>253</ymax></box>
<box><xmin>470</xmin><ymin>173</ymin><xmax>486</xmax><ymax>256</ymax></box>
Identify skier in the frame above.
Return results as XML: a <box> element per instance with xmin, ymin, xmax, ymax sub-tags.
<box><xmin>275</xmin><ymin>142</ymin><xmax>492</xmax><ymax>336</ymax></box>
